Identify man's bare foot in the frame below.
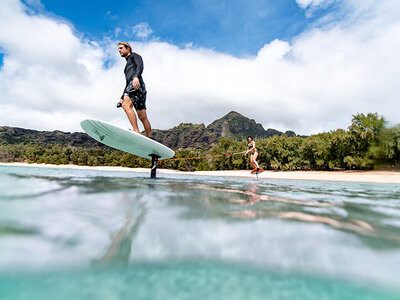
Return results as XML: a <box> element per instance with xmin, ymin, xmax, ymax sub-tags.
<box><xmin>128</xmin><ymin>128</ymin><xmax>141</xmax><ymax>134</ymax></box>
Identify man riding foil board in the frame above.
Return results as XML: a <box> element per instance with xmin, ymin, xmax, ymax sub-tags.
<box><xmin>117</xmin><ymin>42</ymin><xmax>152</xmax><ymax>139</ymax></box>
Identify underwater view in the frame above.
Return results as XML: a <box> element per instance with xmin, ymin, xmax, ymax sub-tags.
<box><xmin>0</xmin><ymin>165</ymin><xmax>399</xmax><ymax>299</ymax></box>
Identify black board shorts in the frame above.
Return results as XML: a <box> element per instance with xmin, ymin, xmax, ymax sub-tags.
<box><xmin>124</xmin><ymin>81</ymin><xmax>147</xmax><ymax>110</ymax></box>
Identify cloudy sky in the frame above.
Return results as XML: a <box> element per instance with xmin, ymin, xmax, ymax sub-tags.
<box><xmin>0</xmin><ymin>0</ymin><xmax>399</xmax><ymax>135</ymax></box>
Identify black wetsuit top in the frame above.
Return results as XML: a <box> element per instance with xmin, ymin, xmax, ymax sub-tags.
<box><xmin>121</xmin><ymin>53</ymin><xmax>146</xmax><ymax>98</ymax></box>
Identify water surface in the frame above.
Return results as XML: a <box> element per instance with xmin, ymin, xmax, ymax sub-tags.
<box><xmin>0</xmin><ymin>165</ymin><xmax>399</xmax><ymax>299</ymax></box>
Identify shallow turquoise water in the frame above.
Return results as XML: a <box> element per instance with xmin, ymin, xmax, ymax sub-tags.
<box><xmin>0</xmin><ymin>165</ymin><xmax>399</xmax><ymax>299</ymax></box>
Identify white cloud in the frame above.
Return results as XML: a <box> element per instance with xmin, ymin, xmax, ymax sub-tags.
<box><xmin>114</xmin><ymin>27</ymin><xmax>122</xmax><ymax>38</ymax></box>
<box><xmin>131</xmin><ymin>22</ymin><xmax>153</xmax><ymax>39</ymax></box>
<box><xmin>296</xmin><ymin>0</ymin><xmax>336</xmax><ymax>10</ymax></box>
<box><xmin>21</xmin><ymin>0</ymin><xmax>44</xmax><ymax>11</ymax></box>
<box><xmin>1</xmin><ymin>0</ymin><xmax>400</xmax><ymax>135</ymax></box>
<box><xmin>105</xmin><ymin>10</ymin><xmax>117</xmax><ymax>20</ymax></box>
<box><xmin>296</xmin><ymin>0</ymin><xmax>337</xmax><ymax>17</ymax></box>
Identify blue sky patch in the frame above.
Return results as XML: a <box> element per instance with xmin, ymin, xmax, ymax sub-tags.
<box><xmin>33</xmin><ymin>0</ymin><xmax>337</xmax><ymax>57</ymax></box>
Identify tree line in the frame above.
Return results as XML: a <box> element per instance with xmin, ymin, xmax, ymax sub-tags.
<box><xmin>1</xmin><ymin>113</ymin><xmax>399</xmax><ymax>171</ymax></box>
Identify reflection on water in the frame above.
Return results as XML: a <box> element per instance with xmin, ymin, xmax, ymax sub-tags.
<box><xmin>94</xmin><ymin>195</ymin><xmax>146</xmax><ymax>265</ymax></box>
<box><xmin>195</xmin><ymin>184</ymin><xmax>375</xmax><ymax>235</ymax></box>
<box><xmin>0</xmin><ymin>166</ymin><xmax>400</xmax><ymax>299</ymax></box>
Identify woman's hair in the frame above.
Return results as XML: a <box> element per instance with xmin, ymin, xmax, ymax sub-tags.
<box><xmin>247</xmin><ymin>136</ymin><xmax>253</xmax><ymax>141</ymax></box>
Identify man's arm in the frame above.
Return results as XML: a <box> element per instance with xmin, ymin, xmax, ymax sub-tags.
<box><xmin>132</xmin><ymin>53</ymin><xmax>144</xmax><ymax>78</ymax></box>
<box><xmin>132</xmin><ymin>53</ymin><xmax>144</xmax><ymax>89</ymax></box>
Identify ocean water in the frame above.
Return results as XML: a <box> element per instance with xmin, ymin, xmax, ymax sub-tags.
<box><xmin>0</xmin><ymin>165</ymin><xmax>399</xmax><ymax>300</ymax></box>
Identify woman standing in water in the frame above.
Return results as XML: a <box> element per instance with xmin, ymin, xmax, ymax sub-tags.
<box><xmin>244</xmin><ymin>136</ymin><xmax>260</xmax><ymax>172</ymax></box>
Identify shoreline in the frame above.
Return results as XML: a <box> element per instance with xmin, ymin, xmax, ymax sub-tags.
<box><xmin>1</xmin><ymin>162</ymin><xmax>400</xmax><ymax>183</ymax></box>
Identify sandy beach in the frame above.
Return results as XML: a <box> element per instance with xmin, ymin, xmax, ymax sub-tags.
<box><xmin>1</xmin><ymin>162</ymin><xmax>399</xmax><ymax>183</ymax></box>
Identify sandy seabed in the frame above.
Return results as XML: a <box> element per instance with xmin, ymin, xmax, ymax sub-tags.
<box><xmin>1</xmin><ymin>162</ymin><xmax>400</xmax><ymax>183</ymax></box>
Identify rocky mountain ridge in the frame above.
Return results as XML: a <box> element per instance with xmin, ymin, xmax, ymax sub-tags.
<box><xmin>152</xmin><ymin>111</ymin><xmax>296</xmax><ymax>148</ymax></box>
<box><xmin>0</xmin><ymin>111</ymin><xmax>296</xmax><ymax>149</ymax></box>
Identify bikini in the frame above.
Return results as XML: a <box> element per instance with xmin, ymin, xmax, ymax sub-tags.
<box><xmin>248</xmin><ymin>143</ymin><xmax>258</xmax><ymax>155</ymax></box>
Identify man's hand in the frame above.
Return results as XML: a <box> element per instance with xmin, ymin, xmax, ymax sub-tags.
<box><xmin>133</xmin><ymin>77</ymin><xmax>140</xmax><ymax>89</ymax></box>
